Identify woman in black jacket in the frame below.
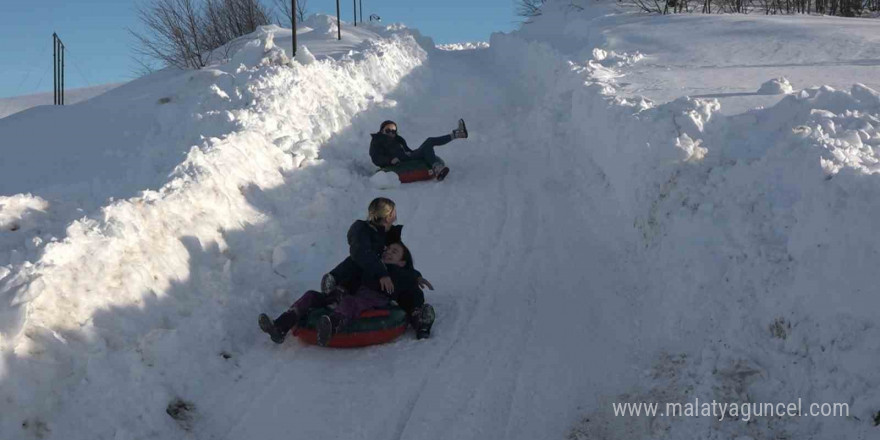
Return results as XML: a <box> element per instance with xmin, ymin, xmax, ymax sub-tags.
<box><xmin>321</xmin><ymin>197</ymin><xmax>432</xmax><ymax>293</ymax></box>
<box><xmin>369</xmin><ymin>119</ymin><xmax>468</xmax><ymax>181</ymax></box>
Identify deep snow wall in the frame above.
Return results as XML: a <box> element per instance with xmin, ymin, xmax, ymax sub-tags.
<box><xmin>489</xmin><ymin>3</ymin><xmax>880</xmax><ymax>438</ymax></box>
<box><xmin>0</xmin><ymin>28</ymin><xmax>428</xmax><ymax>438</ymax></box>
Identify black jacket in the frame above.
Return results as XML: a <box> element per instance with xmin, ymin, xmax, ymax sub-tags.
<box><xmin>369</xmin><ymin>133</ymin><xmax>412</xmax><ymax>168</ymax></box>
<box><xmin>347</xmin><ymin>220</ymin><xmax>406</xmax><ymax>280</ymax></box>
<box><xmin>362</xmin><ymin>264</ymin><xmax>422</xmax><ymax>297</ymax></box>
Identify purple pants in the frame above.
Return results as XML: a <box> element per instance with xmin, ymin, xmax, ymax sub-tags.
<box><xmin>274</xmin><ymin>290</ymin><xmax>335</xmax><ymax>334</ymax></box>
<box><xmin>291</xmin><ymin>290</ymin><xmax>329</xmax><ymax>315</ymax></box>
<box><xmin>334</xmin><ymin>286</ymin><xmax>391</xmax><ymax>326</ymax></box>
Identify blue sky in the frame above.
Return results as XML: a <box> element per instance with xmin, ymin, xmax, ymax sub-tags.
<box><xmin>0</xmin><ymin>0</ymin><xmax>522</xmax><ymax>98</ymax></box>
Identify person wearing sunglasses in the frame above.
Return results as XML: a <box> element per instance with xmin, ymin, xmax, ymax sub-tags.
<box><xmin>369</xmin><ymin>119</ymin><xmax>468</xmax><ymax>181</ymax></box>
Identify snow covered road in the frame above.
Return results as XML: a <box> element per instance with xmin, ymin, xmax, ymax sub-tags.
<box><xmin>198</xmin><ymin>46</ymin><xmax>646</xmax><ymax>440</ymax></box>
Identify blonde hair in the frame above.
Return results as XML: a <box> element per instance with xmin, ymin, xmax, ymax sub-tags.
<box><xmin>367</xmin><ymin>197</ymin><xmax>396</xmax><ymax>224</ymax></box>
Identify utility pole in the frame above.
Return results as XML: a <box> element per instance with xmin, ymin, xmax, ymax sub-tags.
<box><xmin>336</xmin><ymin>0</ymin><xmax>341</xmax><ymax>40</ymax></box>
<box><xmin>61</xmin><ymin>38</ymin><xmax>65</xmax><ymax>104</ymax></box>
<box><xmin>53</xmin><ymin>33</ymin><xmax>65</xmax><ymax>105</ymax></box>
<box><xmin>291</xmin><ymin>0</ymin><xmax>297</xmax><ymax>58</ymax></box>
<box><xmin>353</xmin><ymin>0</ymin><xmax>357</xmax><ymax>26</ymax></box>
<box><xmin>53</xmin><ymin>33</ymin><xmax>57</xmax><ymax>105</ymax></box>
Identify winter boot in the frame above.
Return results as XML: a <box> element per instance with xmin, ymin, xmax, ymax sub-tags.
<box><xmin>412</xmin><ymin>304</ymin><xmax>435</xmax><ymax>340</ymax></box>
<box><xmin>432</xmin><ymin>163</ymin><xmax>450</xmax><ymax>182</ymax></box>
<box><xmin>316</xmin><ymin>313</ymin><xmax>342</xmax><ymax>347</ymax></box>
<box><xmin>259</xmin><ymin>313</ymin><xmax>286</xmax><ymax>344</ymax></box>
<box><xmin>452</xmin><ymin>119</ymin><xmax>468</xmax><ymax>139</ymax></box>
<box><xmin>321</xmin><ymin>273</ymin><xmax>338</xmax><ymax>295</ymax></box>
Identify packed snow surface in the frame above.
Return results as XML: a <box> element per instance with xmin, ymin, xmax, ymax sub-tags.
<box><xmin>2</xmin><ymin>5</ymin><xmax>880</xmax><ymax>440</ymax></box>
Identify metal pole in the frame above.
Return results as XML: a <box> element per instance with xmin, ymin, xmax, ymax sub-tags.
<box><xmin>353</xmin><ymin>0</ymin><xmax>357</xmax><ymax>26</ymax></box>
<box><xmin>336</xmin><ymin>0</ymin><xmax>341</xmax><ymax>40</ymax></box>
<box><xmin>61</xmin><ymin>42</ymin><xmax>65</xmax><ymax>105</ymax></box>
<box><xmin>53</xmin><ymin>33</ymin><xmax>57</xmax><ymax>105</ymax></box>
<box><xmin>291</xmin><ymin>0</ymin><xmax>297</xmax><ymax>58</ymax></box>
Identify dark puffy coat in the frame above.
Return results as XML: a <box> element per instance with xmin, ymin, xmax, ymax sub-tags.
<box><xmin>361</xmin><ymin>262</ymin><xmax>421</xmax><ymax>293</ymax></box>
<box><xmin>358</xmin><ymin>254</ymin><xmax>425</xmax><ymax>315</ymax></box>
<box><xmin>369</xmin><ymin>133</ymin><xmax>412</xmax><ymax>168</ymax></box>
<box><xmin>347</xmin><ymin>220</ymin><xmax>409</xmax><ymax>280</ymax></box>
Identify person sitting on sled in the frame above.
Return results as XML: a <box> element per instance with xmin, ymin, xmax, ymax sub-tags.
<box><xmin>258</xmin><ymin>197</ymin><xmax>434</xmax><ymax>343</ymax></box>
<box><xmin>369</xmin><ymin>119</ymin><xmax>468</xmax><ymax>181</ymax></box>
<box><xmin>258</xmin><ymin>242</ymin><xmax>436</xmax><ymax>344</ymax></box>
<box><xmin>316</xmin><ymin>241</ymin><xmax>435</xmax><ymax>345</ymax></box>
<box><xmin>320</xmin><ymin>197</ymin><xmax>431</xmax><ymax>296</ymax></box>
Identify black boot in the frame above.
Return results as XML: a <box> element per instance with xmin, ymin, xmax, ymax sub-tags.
<box><xmin>452</xmin><ymin>119</ymin><xmax>468</xmax><ymax>139</ymax></box>
<box><xmin>432</xmin><ymin>162</ymin><xmax>450</xmax><ymax>181</ymax></box>
<box><xmin>321</xmin><ymin>273</ymin><xmax>347</xmax><ymax>295</ymax></box>
<box><xmin>321</xmin><ymin>273</ymin><xmax>337</xmax><ymax>295</ymax></box>
<box><xmin>259</xmin><ymin>313</ymin><xmax>285</xmax><ymax>344</ymax></box>
<box><xmin>317</xmin><ymin>313</ymin><xmax>343</xmax><ymax>347</ymax></box>
<box><xmin>411</xmin><ymin>304</ymin><xmax>435</xmax><ymax>340</ymax></box>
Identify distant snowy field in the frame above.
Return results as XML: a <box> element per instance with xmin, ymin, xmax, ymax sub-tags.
<box><xmin>2</xmin><ymin>4</ymin><xmax>880</xmax><ymax>440</ymax></box>
<box><xmin>0</xmin><ymin>83</ymin><xmax>122</xmax><ymax>120</ymax></box>
<box><xmin>587</xmin><ymin>12</ymin><xmax>880</xmax><ymax>114</ymax></box>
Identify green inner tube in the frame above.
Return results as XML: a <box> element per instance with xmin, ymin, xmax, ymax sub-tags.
<box><xmin>301</xmin><ymin>306</ymin><xmax>407</xmax><ymax>333</ymax></box>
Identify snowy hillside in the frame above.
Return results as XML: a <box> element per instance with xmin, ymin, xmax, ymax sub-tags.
<box><xmin>2</xmin><ymin>4</ymin><xmax>880</xmax><ymax>440</ymax></box>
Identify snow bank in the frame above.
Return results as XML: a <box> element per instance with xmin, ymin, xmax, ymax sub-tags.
<box><xmin>436</xmin><ymin>42</ymin><xmax>490</xmax><ymax>51</ymax></box>
<box><xmin>0</xmin><ymin>22</ymin><xmax>427</xmax><ymax>438</ymax></box>
<box><xmin>0</xmin><ymin>194</ymin><xmax>48</xmax><ymax>232</ymax></box>
<box><xmin>493</xmin><ymin>3</ymin><xmax>880</xmax><ymax>438</ymax></box>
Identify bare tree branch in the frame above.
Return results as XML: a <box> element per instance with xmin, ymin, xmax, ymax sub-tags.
<box><xmin>130</xmin><ymin>0</ymin><xmax>272</xmax><ymax>70</ymax></box>
<box><xmin>517</xmin><ymin>0</ymin><xmax>546</xmax><ymax>17</ymax></box>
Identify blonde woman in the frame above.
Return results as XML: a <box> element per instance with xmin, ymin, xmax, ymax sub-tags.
<box><xmin>321</xmin><ymin>197</ymin><xmax>431</xmax><ymax>295</ymax></box>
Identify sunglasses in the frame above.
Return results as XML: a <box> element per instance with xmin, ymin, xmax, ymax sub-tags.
<box><xmin>383</xmin><ymin>128</ymin><xmax>397</xmax><ymax>135</ymax></box>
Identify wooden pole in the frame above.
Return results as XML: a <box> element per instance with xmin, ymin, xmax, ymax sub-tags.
<box><xmin>336</xmin><ymin>0</ymin><xmax>341</xmax><ymax>40</ymax></box>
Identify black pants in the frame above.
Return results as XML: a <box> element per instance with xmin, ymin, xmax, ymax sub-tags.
<box><xmin>405</xmin><ymin>135</ymin><xmax>452</xmax><ymax>167</ymax></box>
<box><xmin>273</xmin><ymin>289</ymin><xmax>338</xmax><ymax>333</ymax></box>
<box><xmin>393</xmin><ymin>287</ymin><xmax>425</xmax><ymax>316</ymax></box>
<box><xmin>328</xmin><ymin>257</ymin><xmax>363</xmax><ymax>294</ymax></box>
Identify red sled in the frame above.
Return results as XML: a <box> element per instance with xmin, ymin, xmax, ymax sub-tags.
<box><xmin>378</xmin><ymin>158</ymin><xmax>446</xmax><ymax>183</ymax></box>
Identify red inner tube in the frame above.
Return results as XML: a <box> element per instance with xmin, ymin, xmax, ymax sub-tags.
<box><xmin>293</xmin><ymin>308</ymin><xmax>408</xmax><ymax>348</ymax></box>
